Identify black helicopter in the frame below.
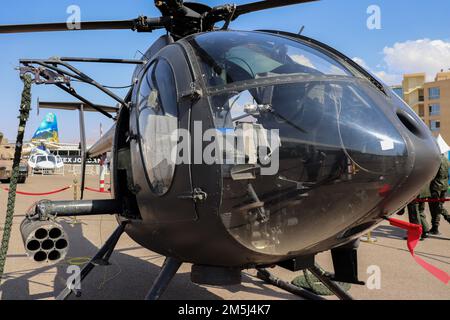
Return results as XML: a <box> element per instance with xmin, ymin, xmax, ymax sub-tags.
<box><xmin>0</xmin><ymin>0</ymin><xmax>441</xmax><ymax>300</ymax></box>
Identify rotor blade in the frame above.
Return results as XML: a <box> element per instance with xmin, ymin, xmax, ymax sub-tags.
<box><xmin>0</xmin><ymin>17</ymin><xmax>165</xmax><ymax>34</ymax></box>
<box><xmin>234</xmin><ymin>0</ymin><xmax>319</xmax><ymax>17</ymax></box>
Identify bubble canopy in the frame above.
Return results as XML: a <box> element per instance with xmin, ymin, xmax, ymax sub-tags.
<box><xmin>186</xmin><ymin>31</ymin><xmax>418</xmax><ymax>255</ymax></box>
<box><xmin>187</xmin><ymin>31</ymin><xmax>355</xmax><ymax>87</ymax></box>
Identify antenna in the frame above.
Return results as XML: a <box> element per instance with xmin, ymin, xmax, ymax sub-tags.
<box><xmin>298</xmin><ymin>25</ymin><xmax>305</xmax><ymax>35</ymax></box>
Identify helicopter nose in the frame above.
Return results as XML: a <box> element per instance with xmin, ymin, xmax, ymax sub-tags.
<box><xmin>381</xmin><ymin>106</ymin><xmax>441</xmax><ymax>214</ymax></box>
<box><xmin>218</xmin><ymin>80</ymin><xmax>442</xmax><ymax>257</ymax></box>
<box><xmin>333</xmin><ymin>86</ymin><xmax>442</xmax><ymax>218</ymax></box>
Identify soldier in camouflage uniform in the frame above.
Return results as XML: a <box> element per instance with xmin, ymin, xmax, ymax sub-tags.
<box><xmin>429</xmin><ymin>154</ymin><xmax>450</xmax><ymax>235</ymax></box>
<box><xmin>407</xmin><ymin>184</ymin><xmax>431</xmax><ymax>240</ymax></box>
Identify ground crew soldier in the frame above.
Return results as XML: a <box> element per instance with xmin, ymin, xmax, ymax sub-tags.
<box><xmin>407</xmin><ymin>184</ymin><xmax>431</xmax><ymax>240</ymax></box>
<box><xmin>429</xmin><ymin>154</ymin><xmax>450</xmax><ymax>235</ymax></box>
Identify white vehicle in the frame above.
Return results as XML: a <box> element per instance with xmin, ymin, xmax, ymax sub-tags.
<box><xmin>28</xmin><ymin>154</ymin><xmax>64</xmax><ymax>173</ymax></box>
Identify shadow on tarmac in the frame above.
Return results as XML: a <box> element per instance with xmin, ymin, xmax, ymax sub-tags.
<box><xmin>371</xmin><ymin>225</ymin><xmax>406</xmax><ymax>240</ymax></box>
<box><xmin>368</xmin><ymin>242</ymin><xmax>450</xmax><ymax>266</ymax></box>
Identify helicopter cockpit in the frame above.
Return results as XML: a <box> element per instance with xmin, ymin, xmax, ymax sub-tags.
<box><xmin>126</xmin><ymin>30</ymin><xmax>437</xmax><ymax>262</ymax></box>
<box><xmin>189</xmin><ymin>31</ymin><xmax>351</xmax><ymax>85</ymax></box>
<box><xmin>186</xmin><ymin>31</ymin><xmax>409</xmax><ymax>174</ymax></box>
<box><xmin>180</xmin><ymin>31</ymin><xmax>431</xmax><ymax>255</ymax></box>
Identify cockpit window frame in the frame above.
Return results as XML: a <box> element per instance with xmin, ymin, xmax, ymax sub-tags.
<box><xmin>135</xmin><ymin>57</ymin><xmax>180</xmax><ymax>197</ymax></box>
<box><xmin>181</xmin><ymin>30</ymin><xmax>388</xmax><ymax>97</ymax></box>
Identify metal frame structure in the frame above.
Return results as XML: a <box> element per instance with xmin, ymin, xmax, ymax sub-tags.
<box><xmin>56</xmin><ymin>221</ymin><xmax>128</xmax><ymax>300</ymax></box>
<box><xmin>19</xmin><ymin>57</ymin><xmax>145</xmax><ymax>118</ymax></box>
<box><xmin>20</xmin><ymin>57</ymin><xmax>140</xmax><ymax>199</ymax></box>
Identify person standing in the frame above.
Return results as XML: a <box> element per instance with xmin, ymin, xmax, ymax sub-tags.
<box><xmin>407</xmin><ymin>184</ymin><xmax>431</xmax><ymax>240</ymax></box>
<box><xmin>429</xmin><ymin>154</ymin><xmax>450</xmax><ymax>235</ymax></box>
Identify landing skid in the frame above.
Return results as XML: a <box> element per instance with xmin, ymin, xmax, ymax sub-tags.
<box><xmin>307</xmin><ymin>264</ymin><xmax>354</xmax><ymax>300</ymax></box>
<box><xmin>256</xmin><ymin>268</ymin><xmax>326</xmax><ymax>300</ymax></box>
<box><xmin>256</xmin><ymin>265</ymin><xmax>353</xmax><ymax>301</ymax></box>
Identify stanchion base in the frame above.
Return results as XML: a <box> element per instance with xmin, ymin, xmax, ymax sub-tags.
<box><xmin>360</xmin><ymin>235</ymin><xmax>377</xmax><ymax>243</ymax></box>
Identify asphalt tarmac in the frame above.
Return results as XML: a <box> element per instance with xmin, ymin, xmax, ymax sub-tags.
<box><xmin>0</xmin><ymin>175</ymin><xmax>449</xmax><ymax>300</ymax></box>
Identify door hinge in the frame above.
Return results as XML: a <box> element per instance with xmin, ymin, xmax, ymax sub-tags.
<box><xmin>180</xmin><ymin>82</ymin><xmax>202</xmax><ymax>102</ymax></box>
<box><xmin>178</xmin><ymin>188</ymin><xmax>208</xmax><ymax>202</ymax></box>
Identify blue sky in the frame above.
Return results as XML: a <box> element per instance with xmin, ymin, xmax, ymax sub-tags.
<box><xmin>1</xmin><ymin>0</ymin><xmax>450</xmax><ymax>143</ymax></box>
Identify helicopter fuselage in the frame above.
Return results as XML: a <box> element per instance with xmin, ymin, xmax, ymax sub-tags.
<box><xmin>111</xmin><ymin>30</ymin><xmax>440</xmax><ymax>268</ymax></box>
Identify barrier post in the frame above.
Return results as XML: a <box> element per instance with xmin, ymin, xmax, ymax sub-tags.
<box><xmin>73</xmin><ymin>177</ymin><xmax>78</xmax><ymax>201</ymax></box>
<box><xmin>71</xmin><ymin>177</ymin><xmax>80</xmax><ymax>225</ymax></box>
<box><xmin>361</xmin><ymin>231</ymin><xmax>377</xmax><ymax>243</ymax></box>
<box><xmin>99</xmin><ymin>166</ymin><xmax>106</xmax><ymax>193</ymax></box>
<box><xmin>99</xmin><ymin>154</ymin><xmax>107</xmax><ymax>193</ymax></box>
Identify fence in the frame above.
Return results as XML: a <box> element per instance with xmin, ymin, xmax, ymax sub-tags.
<box><xmin>29</xmin><ymin>164</ymin><xmax>110</xmax><ymax>177</ymax></box>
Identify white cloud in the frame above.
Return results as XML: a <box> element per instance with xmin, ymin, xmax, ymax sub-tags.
<box><xmin>373</xmin><ymin>71</ymin><xmax>402</xmax><ymax>85</ymax></box>
<box><xmin>352</xmin><ymin>57</ymin><xmax>401</xmax><ymax>85</ymax></box>
<box><xmin>291</xmin><ymin>54</ymin><xmax>315</xmax><ymax>69</ymax></box>
<box><xmin>382</xmin><ymin>39</ymin><xmax>450</xmax><ymax>81</ymax></box>
<box><xmin>352</xmin><ymin>39</ymin><xmax>450</xmax><ymax>86</ymax></box>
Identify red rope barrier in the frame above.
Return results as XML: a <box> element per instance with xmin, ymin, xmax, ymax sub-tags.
<box><xmin>84</xmin><ymin>187</ymin><xmax>111</xmax><ymax>194</ymax></box>
<box><xmin>1</xmin><ymin>185</ymin><xmax>111</xmax><ymax>196</ymax></box>
<box><xmin>2</xmin><ymin>186</ymin><xmax>71</xmax><ymax>196</ymax></box>
<box><xmin>413</xmin><ymin>198</ymin><xmax>450</xmax><ymax>203</ymax></box>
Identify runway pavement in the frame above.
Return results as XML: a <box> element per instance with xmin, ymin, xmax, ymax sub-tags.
<box><xmin>0</xmin><ymin>175</ymin><xmax>449</xmax><ymax>300</ymax></box>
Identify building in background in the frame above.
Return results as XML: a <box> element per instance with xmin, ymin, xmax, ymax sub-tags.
<box><xmin>401</xmin><ymin>73</ymin><xmax>426</xmax><ymax>120</ymax></box>
<box><xmin>394</xmin><ymin>70</ymin><xmax>450</xmax><ymax>142</ymax></box>
<box><xmin>424</xmin><ymin>71</ymin><xmax>450</xmax><ymax>139</ymax></box>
